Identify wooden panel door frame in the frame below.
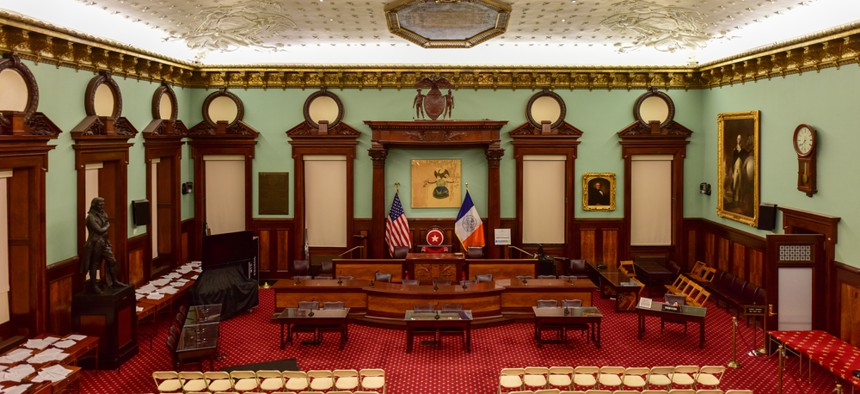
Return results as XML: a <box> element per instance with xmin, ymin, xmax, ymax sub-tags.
<box><xmin>142</xmin><ymin>138</ymin><xmax>182</xmax><ymax>281</ymax></box>
<box><xmin>764</xmin><ymin>233</ymin><xmax>826</xmax><ymax>331</ymax></box>
<box><xmin>509</xmin><ymin>120</ymin><xmax>583</xmax><ymax>257</ymax></box>
<box><xmin>780</xmin><ymin>206</ymin><xmax>840</xmax><ymax>333</ymax></box>
<box><xmin>0</xmin><ymin>54</ymin><xmax>62</xmax><ymax>336</ymax></box>
<box><xmin>286</xmin><ymin>120</ymin><xmax>360</xmax><ymax>266</ymax></box>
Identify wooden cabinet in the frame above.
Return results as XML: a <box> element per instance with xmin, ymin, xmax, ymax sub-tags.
<box><xmin>72</xmin><ymin>285</ymin><xmax>137</xmax><ymax>369</ymax></box>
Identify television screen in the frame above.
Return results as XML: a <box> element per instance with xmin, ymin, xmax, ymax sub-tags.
<box><xmin>202</xmin><ymin>230</ymin><xmax>256</xmax><ymax>270</ymax></box>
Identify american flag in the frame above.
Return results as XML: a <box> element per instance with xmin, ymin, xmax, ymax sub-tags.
<box><xmin>385</xmin><ymin>192</ymin><xmax>412</xmax><ymax>256</ymax></box>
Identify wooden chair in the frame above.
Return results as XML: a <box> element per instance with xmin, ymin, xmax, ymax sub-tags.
<box><xmin>619</xmin><ymin>260</ymin><xmax>636</xmax><ymax>278</ymax></box>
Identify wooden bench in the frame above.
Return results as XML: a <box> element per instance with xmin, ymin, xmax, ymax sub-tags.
<box><xmin>665</xmin><ymin>274</ymin><xmax>711</xmax><ymax>307</ymax></box>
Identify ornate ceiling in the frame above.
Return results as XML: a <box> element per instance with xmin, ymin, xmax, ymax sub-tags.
<box><xmin>1</xmin><ymin>0</ymin><xmax>859</xmax><ymax>67</ymax></box>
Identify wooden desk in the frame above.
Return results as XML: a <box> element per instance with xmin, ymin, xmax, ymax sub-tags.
<box><xmin>634</xmin><ymin>259</ymin><xmax>674</xmax><ymax>294</ymax></box>
<box><xmin>532</xmin><ymin>306</ymin><xmax>602</xmax><ymax>348</ymax></box>
<box><xmin>272</xmin><ymin>279</ymin><xmax>368</xmax><ymax>312</ymax></box>
<box><xmin>185</xmin><ymin>304</ymin><xmax>223</xmax><ymax>325</ymax></box>
<box><xmin>468</xmin><ymin>259</ymin><xmax>537</xmax><ymax>280</ymax></box>
<box><xmin>636</xmin><ymin>301</ymin><xmax>707</xmax><ymax>348</ymax></box>
<box><xmin>31</xmin><ymin>334</ymin><xmax>100</xmax><ymax>369</ymax></box>
<box><xmin>405</xmin><ymin>310</ymin><xmax>472</xmax><ymax>353</ymax></box>
<box><xmin>331</xmin><ymin>259</ymin><xmax>404</xmax><ymax>282</ymax></box>
<box><xmin>273</xmin><ymin>308</ymin><xmax>350</xmax><ymax>350</ymax></box>
<box><xmin>406</xmin><ymin>253</ymin><xmax>465</xmax><ymax>283</ymax></box>
<box><xmin>365</xmin><ymin>282</ymin><xmax>503</xmax><ymax>319</ymax></box>
<box><xmin>500</xmin><ymin>278</ymin><xmax>597</xmax><ymax>314</ymax></box>
<box><xmin>586</xmin><ymin>263</ymin><xmax>642</xmax><ymax>312</ymax></box>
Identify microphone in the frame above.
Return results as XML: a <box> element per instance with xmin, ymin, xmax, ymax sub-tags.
<box><xmin>508</xmin><ymin>245</ymin><xmax>536</xmax><ymax>259</ymax></box>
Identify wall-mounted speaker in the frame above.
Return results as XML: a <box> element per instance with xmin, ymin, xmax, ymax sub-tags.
<box><xmin>757</xmin><ymin>203</ymin><xmax>777</xmax><ymax>231</ymax></box>
<box><xmin>131</xmin><ymin>199</ymin><xmax>150</xmax><ymax>226</ymax></box>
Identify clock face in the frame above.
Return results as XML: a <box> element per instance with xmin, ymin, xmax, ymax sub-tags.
<box><xmin>795</xmin><ymin>126</ymin><xmax>814</xmax><ymax>155</ymax></box>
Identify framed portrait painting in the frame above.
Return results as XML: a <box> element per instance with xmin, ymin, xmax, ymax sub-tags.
<box><xmin>717</xmin><ymin>111</ymin><xmax>760</xmax><ymax>227</ymax></box>
<box><xmin>582</xmin><ymin>172</ymin><xmax>616</xmax><ymax>211</ymax></box>
<box><xmin>411</xmin><ymin>159</ymin><xmax>461</xmax><ymax>208</ymax></box>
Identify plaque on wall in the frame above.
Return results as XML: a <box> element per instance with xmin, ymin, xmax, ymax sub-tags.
<box><xmin>259</xmin><ymin>172</ymin><xmax>289</xmax><ymax>215</ymax></box>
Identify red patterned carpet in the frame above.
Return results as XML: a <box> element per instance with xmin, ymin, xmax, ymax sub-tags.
<box><xmin>80</xmin><ymin>288</ymin><xmax>838</xmax><ymax>393</ymax></box>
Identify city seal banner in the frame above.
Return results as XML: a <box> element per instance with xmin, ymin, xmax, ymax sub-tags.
<box><xmin>455</xmin><ymin>191</ymin><xmax>485</xmax><ymax>248</ymax></box>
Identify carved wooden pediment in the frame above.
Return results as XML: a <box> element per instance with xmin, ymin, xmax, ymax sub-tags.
<box><xmin>285</xmin><ymin>121</ymin><xmax>361</xmax><ymax>139</ymax></box>
<box><xmin>509</xmin><ymin>121</ymin><xmax>584</xmax><ymax>138</ymax></box>
<box><xmin>187</xmin><ymin>120</ymin><xmax>258</xmax><ymax>138</ymax></box>
<box><xmin>142</xmin><ymin>119</ymin><xmax>188</xmax><ymax>139</ymax></box>
<box><xmin>0</xmin><ymin>55</ymin><xmax>62</xmax><ymax>139</ymax></box>
<box><xmin>617</xmin><ymin>120</ymin><xmax>693</xmax><ymax>140</ymax></box>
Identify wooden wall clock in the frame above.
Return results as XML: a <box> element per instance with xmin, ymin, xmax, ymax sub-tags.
<box><xmin>792</xmin><ymin>124</ymin><xmax>817</xmax><ymax>197</ymax></box>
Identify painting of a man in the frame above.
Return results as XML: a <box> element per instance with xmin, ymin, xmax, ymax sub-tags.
<box><xmin>717</xmin><ymin>111</ymin><xmax>760</xmax><ymax>227</ymax></box>
<box><xmin>582</xmin><ymin>172</ymin><xmax>616</xmax><ymax>211</ymax></box>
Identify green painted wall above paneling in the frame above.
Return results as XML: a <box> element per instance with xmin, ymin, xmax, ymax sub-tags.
<box><xmin>20</xmin><ymin>58</ymin><xmax>858</xmax><ymax>268</ymax></box>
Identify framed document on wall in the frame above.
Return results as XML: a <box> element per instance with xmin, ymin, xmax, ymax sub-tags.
<box><xmin>411</xmin><ymin>159</ymin><xmax>461</xmax><ymax>208</ymax></box>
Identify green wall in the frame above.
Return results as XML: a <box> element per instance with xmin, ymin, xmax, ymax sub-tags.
<box><xmin>699</xmin><ymin>66</ymin><xmax>860</xmax><ymax>264</ymax></box>
<box><xmin>24</xmin><ymin>59</ymin><xmax>857</xmax><ymax>268</ymax></box>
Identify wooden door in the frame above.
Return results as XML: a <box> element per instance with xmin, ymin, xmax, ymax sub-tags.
<box><xmin>765</xmin><ymin>234</ymin><xmax>825</xmax><ymax>331</ymax></box>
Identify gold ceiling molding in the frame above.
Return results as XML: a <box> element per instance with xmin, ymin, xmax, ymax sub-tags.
<box><xmin>1</xmin><ymin>12</ymin><xmax>859</xmax><ymax>90</ymax></box>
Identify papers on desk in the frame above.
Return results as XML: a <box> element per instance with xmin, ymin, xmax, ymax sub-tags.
<box><xmin>52</xmin><ymin>340</ymin><xmax>76</xmax><ymax>349</ymax></box>
<box><xmin>27</xmin><ymin>348</ymin><xmax>67</xmax><ymax>364</ymax></box>
<box><xmin>23</xmin><ymin>336</ymin><xmax>59</xmax><ymax>350</ymax></box>
<box><xmin>137</xmin><ymin>284</ymin><xmax>157</xmax><ymax>294</ymax></box>
<box><xmin>64</xmin><ymin>334</ymin><xmax>85</xmax><ymax>342</ymax></box>
<box><xmin>136</xmin><ymin>306</ymin><xmax>144</xmax><ymax>312</ymax></box>
<box><xmin>0</xmin><ymin>349</ymin><xmax>32</xmax><ymax>364</ymax></box>
<box><xmin>0</xmin><ymin>364</ymin><xmax>35</xmax><ymax>382</ymax></box>
<box><xmin>150</xmin><ymin>278</ymin><xmax>170</xmax><ymax>287</ymax></box>
<box><xmin>191</xmin><ymin>274</ymin><xmax>199</xmax><ymax>280</ymax></box>
<box><xmin>31</xmin><ymin>364</ymin><xmax>73</xmax><ymax>383</ymax></box>
<box><xmin>1</xmin><ymin>383</ymin><xmax>32</xmax><ymax>394</ymax></box>
<box><xmin>160</xmin><ymin>286</ymin><xmax>178</xmax><ymax>295</ymax></box>
<box><xmin>146</xmin><ymin>292</ymin><xmax>165</xmax><ymax>300</ymax></box>
<box><xmin>165</xmin><ymin>272</ymin><xmax>181</xmax><ymax>279</ymax></box>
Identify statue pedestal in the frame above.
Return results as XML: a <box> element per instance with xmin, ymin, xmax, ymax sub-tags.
<box><xmin>72</xmin><ymin>284</ymin><xmax>137</xmax><ymax>369</ymax></box>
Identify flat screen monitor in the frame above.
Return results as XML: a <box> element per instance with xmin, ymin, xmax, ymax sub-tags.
<box><xmin>202</xmin><ymin>230</ymin><xmax>256</xmax><ymax>271</ymax></box>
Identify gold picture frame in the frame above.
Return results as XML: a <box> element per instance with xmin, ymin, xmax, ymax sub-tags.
<box><xmin>582</xmin><ymin>172</ymin><xmax>616</xmax><ymax>211</ymax></box>
<box><xmin>411</xmin><ymin>159</ymin><xmax>461</xmax><ymax>208</ymax></box>
<box><xmin>717</xmin><ymin>111</ymin><xmax>760</xmax><ymax>227</ymax></box>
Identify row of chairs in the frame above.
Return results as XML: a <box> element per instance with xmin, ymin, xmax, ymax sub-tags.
<box><xmin>167</xmin><ymin>391</ymin><xmax>381</xmax><ymax>394</ymax></box>
<box><xmin>153</xmin><ymin>369</ymin><xmax>385</xmax><ymax>394</ymax></box>
<box><xmin>499</xmin><ymin>365</ymin><xmax>726</xmax><ymax>392</ymax></box>
<box><xmin>687</xmin><ymin>261</ymin><xmax>717</xmax><ymax>283</ymax></box>
<box><xmin>504</xmin><ymin>390</ymin><xmax>751</xmax><ymax>394</ymax></box>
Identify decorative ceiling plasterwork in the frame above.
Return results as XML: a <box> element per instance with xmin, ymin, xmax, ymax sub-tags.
<box><xmin>166</xmin><ymin>2</ymin><xmax>297</xmax><ymax>53</ymax></box>
<box><xmin>601</xmin><ymin>0</ymin><xmax>716</xmax><ymax>53</ymax></box>
<box><xmin>1</xmin><ymin>13</ymin><xmax>859</xmax><ymax>90</ymax></box>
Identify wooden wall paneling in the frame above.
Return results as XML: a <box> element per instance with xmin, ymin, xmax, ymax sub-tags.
<box><xmin>749</xmin><ymin>249</ymin><xmax>764</xmax><ymax>287</ymax></box>
<box><xmin>180</xmin><ymin>219</ymin><xmax>194</xmax><ymax>264</ymax></box>
<box><xmin>126</xmin><ymin>234</ymin><xmax>147</xmax><ymax>286</ymax></box>
<box><xmin>686</xmin><ymin>228</ymin><xmax>697</xmax><ymax>270</ymax></box>
<box><xmin>580</xmin><ymin>229</ymin><xmax>596</xmax><ymax>264</ymax></box>
<box><xmin>276</xmin><ymin>230</ymin><xmax>290</xmax><ymax>272</ymax></box>
<box><xmin>717</xmin><ymin>238</ymin><xmax>730</xmax><ymax>272</ymax></box>
<box><xmin>257</xmin><ymin>230</ymin><xmax>271</xmax><ymax>273</ymax></box>
<box><xmin>601</xmin><ymin>229</ymin><xmax>618</xmax><ymax>268</ymax></box>
<box><xmin>836</xmin><ymin>262</ymin><xmax>860</xmax><ymax>345</ymax></box>
<box><xmin>46</xmin><ymin>258</ymin><xmax>78</xmax><ymax>335</ymax></box>
<box><xmin>731</xmin><ymin>243</ymin><xmax>746</xmax><ymax>278</ymax></box>
<box><xmin>839</xmin><ymin>282</ymin><xmax>860</xmax><ymax>346</ymax></box>
<box><xmin>705</xmin><ymin>233</ymin><xmax>716</xmax><ymax>266</ymax></box>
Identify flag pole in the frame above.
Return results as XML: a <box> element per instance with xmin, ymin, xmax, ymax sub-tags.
<box><xmin>465</xmin><ymin>182</ymin><xmax>469</xmax><ymax>192</ymax></box>
<box><xmin>395</xmin><ymin>182</ymin><xmax>400</xmax><ymax>192</ymax></box>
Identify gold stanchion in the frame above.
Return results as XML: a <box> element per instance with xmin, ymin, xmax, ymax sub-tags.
<box><xmin>728</xmin><ymin>316</ymin><xmax>741</xmax><ymax>369</ymax></box>
<box><xmin>756</xmin><ymin>311</ymin><xmax>768</xmax><ymax>355</ymax></box>
<box><xmin>778</xmin><ymin>344</ymin><xmax>784</xmax><ymax>394</ymax></box>
<box><xmin>262</xmin><ymin>281</ymin><xmax>270</xmax><ymax>289</ymax></box>
<box><xmin>834</xmin><ymin>383</ymin><xmax>843</xmax><ymax>394</ymax></box>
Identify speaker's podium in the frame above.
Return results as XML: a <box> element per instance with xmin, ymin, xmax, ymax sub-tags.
<box><xmin>72</xmin><ymin>284</ymin><xmax>137</xmax><ymax>369</ymax></box>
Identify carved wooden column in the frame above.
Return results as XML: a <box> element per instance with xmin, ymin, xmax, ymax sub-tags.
<box><xmin>485</xmin><ymin>144</ymin><xmax>504</xmax><ymax>258</ymax></box>
<box><xmin>369</xmin><ymin>143</ymin><xmax>388</xmax><ymax>259</ymax></box>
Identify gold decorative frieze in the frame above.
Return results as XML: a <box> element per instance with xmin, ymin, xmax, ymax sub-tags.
<box><xmin>1</xmin><ymin>12</ymin><xmax>859</xmax><ymax>90</ymax></box>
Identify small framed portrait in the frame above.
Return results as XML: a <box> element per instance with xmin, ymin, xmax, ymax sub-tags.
<box><xmin>582</xmin><ymin>172</ymin><xmax>616</xmax><ymax>211</ymax></box>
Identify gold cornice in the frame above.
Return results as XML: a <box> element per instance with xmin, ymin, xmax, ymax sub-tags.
<box><xmin>1</xmin><ymin>12</ymin><xmax>859</xmax><ymax>90</ymax></box>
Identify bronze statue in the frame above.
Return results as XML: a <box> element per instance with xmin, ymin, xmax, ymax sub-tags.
<box><xmin>81</xmin><ymin>197</ymin><xmax>126</xmax><ymax>293</ymax></box>
<box><xmin>413</xmin><ymin>89</ymin><xmax>425</xmax><ymax>119</ymax></box>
